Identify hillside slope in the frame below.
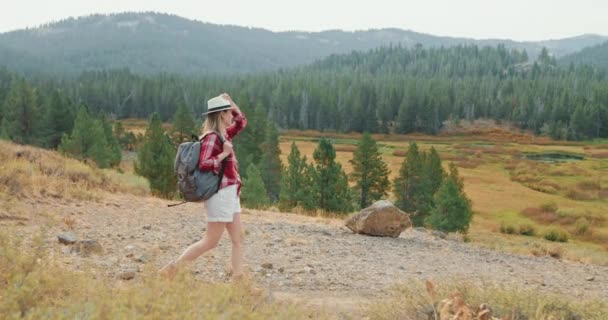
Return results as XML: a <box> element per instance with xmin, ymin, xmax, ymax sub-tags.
<box><xmin>0</xmin><ymin>12</ymin><xmax>606</xmax><ymax>75</ymax></box>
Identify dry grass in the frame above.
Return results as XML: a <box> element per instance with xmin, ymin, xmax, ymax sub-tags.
<box><xmin>0</xmin><ymin>140</ymin><xmax>148</xmax><ymax>201</ymax></box>
<box><xmin>366</xmin><ymin>278</ymin><xmax>607</xmax><ymax>320</ymax></box>
<box><xmin>0</xmin><ymin>230</ymin><xmax>322</xmax><ymax>319</ymax></box>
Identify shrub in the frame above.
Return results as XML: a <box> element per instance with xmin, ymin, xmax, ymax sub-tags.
<box><xmin>518</xmin><ymin>224</ymin><xmax>536</xmax><ymax>236</ymax></box>
<box><xmin>544</xmin><ymin>228</ymin><xmax>569</xmax><ymax>242</ymax></box>
<box><xmin>574</xmin><ymin>217</ymin><xmax>591</xmax><ymax>236</ymax></box>
<box><xmin>499</xmin><ymin>223</ymin><xmax>516</xmax><ymax>234</ymax></box>
<box><xmin>566</xmin><ymin>188</ymin><xmax>595</xmax><ymax>201</ymax></box>
<box><xmin>540</xmin><ymin>202</ymin><xmax>558</xmax><ymax>213</ymax></box>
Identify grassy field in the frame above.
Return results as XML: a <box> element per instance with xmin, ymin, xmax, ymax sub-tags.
<box><xmin>116</xmin><ymin>119</ymin><xmax>607</xmax><ymax>265</ymax></box>
<box><xmin>279</xmin><ymin>130</ymin><xmax>608</xmax><ymax>265</ymax></box>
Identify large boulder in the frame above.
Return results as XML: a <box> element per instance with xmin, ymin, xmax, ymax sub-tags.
<box><xmin>345</xmin><ymin>200</ymin><xmax>412</xmax><ymax>237</ymax></box>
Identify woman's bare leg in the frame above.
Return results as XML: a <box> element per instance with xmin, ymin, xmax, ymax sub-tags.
<box><xmin>225</xmin><ymin>214</ymin><xmax>244</xmax><ymax>279</ymax></box>
<box><xmin>159</xmin><ymin>221</ymin><xmax>226</xmax><ymax>278</ymax></box>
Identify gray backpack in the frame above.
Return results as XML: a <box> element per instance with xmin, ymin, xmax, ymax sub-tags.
<box><xmin>169</xmin><ymin>131</ymin><xmax>226</xmax><ymax>207</ymax></box>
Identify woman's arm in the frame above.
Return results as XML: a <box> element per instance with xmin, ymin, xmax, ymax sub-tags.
<box><xmin>223</xmin><ymin>93</ymin><xmax>248</xmax><ymax>139</ymax></box>
<box><xmin>199</xmin><ymin>133</ymin><xmax>230</xmax><ymax>174</ymax></box>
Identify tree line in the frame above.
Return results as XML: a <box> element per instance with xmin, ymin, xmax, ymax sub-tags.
<box><xmin>2</xmin><ymin>44</ymin><xmax>608</xmax><ymax>144</ymax></box>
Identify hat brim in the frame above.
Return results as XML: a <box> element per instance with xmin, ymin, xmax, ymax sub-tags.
<box><xmin>201</xmin><ymin>104</ymin><xmax>231</xmax><ymax>115</ymax></box>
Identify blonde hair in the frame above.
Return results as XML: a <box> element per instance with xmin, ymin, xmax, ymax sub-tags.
<box><xmin>200</xmin><ymin>110</ymin><xmax>225</xmax><ymax>137</ymax></box>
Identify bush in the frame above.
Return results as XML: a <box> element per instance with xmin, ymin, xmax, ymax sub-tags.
<box><xmin>544</xmin><ymin>228</ymin><xmax>569</xmax><ymax>242</ymax></box>
<box><xmin>499</xmin><ymin>223</ymin><xmax>516</xmax><ymax>234</ymax></box>
<box><xmin>518</xmin><ymin>224</ymin><xmax>536</xmax><ymax>236</ymax></box>
<box><xmin>574</xmin><ymin>217</ymin><xmax>591</xmax><ymax>236</ymax></box>
<box><xmin>540</xmin><ymin>202</ymin><xmax>558</xmax><ymax>213</ymax></box>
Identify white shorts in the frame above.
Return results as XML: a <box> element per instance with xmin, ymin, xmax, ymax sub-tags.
<box><xmin>204</xmin><ymin>184</ymin><xmax>241</xmax><ymax>222</ymax></box>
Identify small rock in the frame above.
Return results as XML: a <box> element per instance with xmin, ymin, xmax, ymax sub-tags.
<box><xmin>135</xmin><ymin>254</ymin><xmax>149</xmax><ymax>263</ymax></box>
<box><xmin>58</xmin><ymin>232</ymin><xmax>77</xmax><ymax>245</ymax></box>
<box><xmin>586</xmin><ymin>276</ymin><xmax>595</xmax><ymax>281</ymax></box>
<box><xmin>278</xmin><ymin>267</ymin><xmax>285</xmax><ymax>273</ymax></box>
<box><xmin>74</xmin><ymin>239</ymin><xmax>103</xmax><ymax>256</ymax></box>
<box><xmin>118</xmin><ymin>270</ymin><xmax>137</xmax><ymax>280</ymax></box>
<box><xmin>143</xmin><ymin>225</ymin><xmax>152</xmax><ymax>230</ymax></box>
<box><xmin>261</xmin><ymin>262</ymin><xmax>273</xmax><ymax>269</ymax></box>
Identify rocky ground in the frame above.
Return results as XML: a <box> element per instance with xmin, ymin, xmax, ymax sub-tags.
<box><xmin>3</xmin><ymin>193</ymin><xmax>607</xmax><ymax>315</ymax></box>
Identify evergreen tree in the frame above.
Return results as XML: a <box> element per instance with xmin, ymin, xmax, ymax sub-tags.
<box><xmin>241</xmin><ymin>163</ymin><xmax>269</xmax><ymax>209</ymax></box>
<box><xmin>423</xmin><ymin>147</ymin><xmax>446</xmax><ymax>197</ymax></box>
<box><xmin>301</xmin><ymin>163</ymin><xmax>319</xmax><ymax>211</ymax></box>
<box><xmin>2</xmin><ymin>79</ymin><xmax>41</xmax><ymax>145</ymax></box>
<box><xmin>279</xmin><ymin>142</ymin><xmax>309</xmax><ymax>211</ymax></box>
<box><xmin>171</xmin><ymin>103</ymin><xmax>195</xmax><ymax>144</ymax></box>
<box><xmin>100</xmin><ymin>116</ymin><xmax>122</xmax><ymax>167</ymax></box>
<box><xmin>312</xmin><ymin>138</ymin><xmax>353</xmax><ymax>213</ymax></box>
<box><xmin>349</xmin><ymin>132</ymin><xmax>390</xmax><ymax>208</ymax></box>
<box><xmin>234</xmin><ymin>103</ymin><xmax>266</xmax><ymax>178</ymax></box>
<box><xmin>135</xmin><ymin>113</ymin><xmax>176</xmax><ymax>198</ymax></box>
<box><xmin>426</xmin><ymin>163</ymin><xmax>473</xmax><ymax>232</ymax></box>
<box><xmin>393</xmin><ymin>142</ymin><xmax>428</xmax><ymax>226</ymax></box>
<box><xmin>259</xmin><ymin>122</ymin><xmax>283</xmax><ymax>202</ymax></box>
<box><xmin>42</xmin><ymin>90</ymin><xmax>74</xmax><ymax>149</ymax></box>
<box><xmin>59</xmin><ymin>107</ymin><xmax>120</xmax><ymax>168</ymax></box>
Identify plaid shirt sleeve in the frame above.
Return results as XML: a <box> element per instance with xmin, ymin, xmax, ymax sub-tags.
<box><xmin>226</xmin><ymin>110</ymin><xmax>247</xmax><ymax>139</ymax></box>
<box><xmin>198</xmin><ymin>133</ymin><xmax>222</xmax><ymax>174</ymax></box>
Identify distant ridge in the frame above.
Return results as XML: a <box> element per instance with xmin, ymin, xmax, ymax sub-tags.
<box><xmin>0</xmin><ymin>12</ymin><xmax>606</xmax><ymax>75</ymax></box>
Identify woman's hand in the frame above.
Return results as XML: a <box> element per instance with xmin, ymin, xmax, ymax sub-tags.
<box><xmin>222</xmin><ymin>93</ymin><xmax>241</xmax><ymax>114</ymax></box>
<box><xmin>222</xmin><ymin>141</ymin><xmax>234</xmax><ymax>156</ymax></box>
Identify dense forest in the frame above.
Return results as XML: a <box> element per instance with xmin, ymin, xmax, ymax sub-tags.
<box><xmin>2</xmin><ymin>44</ymin><xmax>607</xmax><ymax>143</ymax></box>
<box><xmin>561</xmin><ymin>40</ymin><xmax>608</xmax><ymax>70</ymax></box>
<box><xmin>0</xmin><ymin>12</ymin><xmax>606</xmax><ymax>75</ymax></box>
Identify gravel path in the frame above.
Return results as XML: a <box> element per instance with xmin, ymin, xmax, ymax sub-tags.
<box><xmin>8</xmin><ymin>193</ymin><xmax>607</xmax><ymax>305</ymax></box>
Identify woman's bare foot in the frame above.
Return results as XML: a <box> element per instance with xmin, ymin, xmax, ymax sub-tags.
<box><xmin>158</xmin><ymin>261</ymin><xmax>178</xmax><ymax>279</ymax></box>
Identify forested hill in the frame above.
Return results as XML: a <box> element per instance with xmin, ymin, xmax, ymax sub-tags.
<box><xmin>0</xmin><ymin>12</ymin><xmax>606</xmax><ymax>75</ymax></box>
<box><xmin>560</xmin><ymin>40</ymin><xmax>608</xmax><ymax>70</ymax></box>
<box><xmin>2</xmin><ymin>44</ymin><xmax>607</xmax><ymax>149</ymax></box>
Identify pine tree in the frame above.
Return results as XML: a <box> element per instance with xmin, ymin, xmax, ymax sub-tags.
<box><xmin>2</xmin><ymin>79</ymin><xmax>41</xmax><ymax>145</ymax></box>
<box><xmin>313</xmin><ymin>138</ymin><xmax>353</xmax><ymax>214</ymax></box>
<box><xmin>241</xmin><ymin>163</ymin><xmax>269</xmax><ymax>209</ymax></box>
<box><xmin>426</xmin><ymin>163</ymin><xmax>473</xmax><ymax>232</ymax></box>
<box><xmin>100</xmin><ymin>116</ymin><xmax>122</xmax><ymax>167</ymax></box>
<box><xmin>42</xmin><ymin>90</ymin><xmax>74</xmax><ymax>149</ymax></box>
<box><xmin>234</xmin><ymin>103</ymin><xmax>266</xmax><ymax>178</ymax></box>
<box><xmin>59</xmin><ymin>107</ymin><xmax>94</xmax><ymax>159</ymax></box>
<box><xmin>59</xmin><ymin>107</ymin><xmax>120</xmax><ymax>168</ymax></box>
<box><xmin>350</xmin><ymin>132</ymin><xmax>390</xmax><ymax>208</ymax></box>
<box><xmin>393</xmin><ymin>142</ymin><xmax>427</xmax><ymax>225</ymax></box>
<box><xmin>171</xmin><ymin>103</ymin><xmax>195</xmax><ymax>144</ymax></box>
<box><xmin>259</xmin><ymin>122</ymin><xmax>283</xmax><ymax>202</ymax></box>
<box><xmin>279</xmin><ymin>142</ymin><xmax>309</xmax><ymax>211</ymax></box>
<box><xmin>135</xmin><ymin>113</ymin><xmax>176</xmax><ymax>198</ymax></box>
<box><xmin>423</xmin><ymin>147</ymin><xmax>446</xmax><ymax>198</ymax></box>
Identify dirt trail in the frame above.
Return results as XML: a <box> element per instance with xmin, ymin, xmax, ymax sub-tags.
<box><xmin>5</xmin><ymin>193</ymin><xmax>608</xmax><ymax>314</ymax></box>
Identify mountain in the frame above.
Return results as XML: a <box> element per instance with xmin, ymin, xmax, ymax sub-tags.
<box><xmin>0</xmin><ymin>12</ymin><xmax>606</xmax><ymax>75</ymax></box>
<box><xmin>559</xmin><ymin>40</ymin><xmax>608</xmax><ymax>69</ymax></box>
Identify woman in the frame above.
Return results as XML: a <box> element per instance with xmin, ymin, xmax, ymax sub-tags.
<box><xmin>159</xmin><ymin>93</ymin><xmax>247</xmax><ymax>280</ymax></box>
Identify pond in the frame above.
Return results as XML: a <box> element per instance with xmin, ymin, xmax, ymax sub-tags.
<box><xmin>523</xmin><ymin>152</ymin><xmax>584</xmax><ymax>162</ymax></box>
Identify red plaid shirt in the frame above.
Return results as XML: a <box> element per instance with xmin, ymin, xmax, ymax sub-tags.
<box><xmin>198</xmin><ymin>110</ymin><xmax>247</xmax><ymax>196</ymax></box>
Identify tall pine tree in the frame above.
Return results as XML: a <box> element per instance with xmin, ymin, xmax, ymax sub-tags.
<box><xmin>349</xmin><ymin>132</ymin><xmax>390</xmax><ymax>208</ymax></box>
<box><xmin>426</xmin><ymin>163</ymin><xmax>473</xmax><ymax>232</ymax></box>
<box><xmin>241</xmin><ymin>163</ymin><xmax>269</xmax><ymax>209</ymax></box>
<box><xmin>171</xmin><ymin>103</ymin><xmax>195</xmax><ymax>144</ymax></box>
<box><xmin>312</xmin><ymin>138</ymin><xmax>353</xmax><ymax>214</ymax></box>
<box><xmin>279</xmin><ymin>142</ymin><xmax>309</xmax><ymax>211</ymax></box>
<box><xmin>135</xmin><ymin>113</ymin><xmax>176</xmax><ymax>198</ymax></box>
<box><xmin>2</xmin><ymin>79</ymin><xmax>41</xmax><ymax>145</ymax></box>
<box><xmin>259</xmin><ymin>122</ymin><xmax>283</xmax><ymax>202</ymax></box>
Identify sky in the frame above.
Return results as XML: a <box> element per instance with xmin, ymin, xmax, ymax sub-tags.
<box><xmin>1</xmin><ymin>0</ymin><xmax>607</xmax><ymax>41</ymax></box>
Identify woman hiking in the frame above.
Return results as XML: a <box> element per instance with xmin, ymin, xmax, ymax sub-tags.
<box><xmin>159</xmin><ymin>93</ymin><xmax>247</xmax><ymax>281</ymax></box>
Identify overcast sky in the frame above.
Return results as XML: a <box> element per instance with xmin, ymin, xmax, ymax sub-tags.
<box><xmin>1</xmin><ymin>0</ymin><xmax>607</xmax><ymax>41</ymax></box>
